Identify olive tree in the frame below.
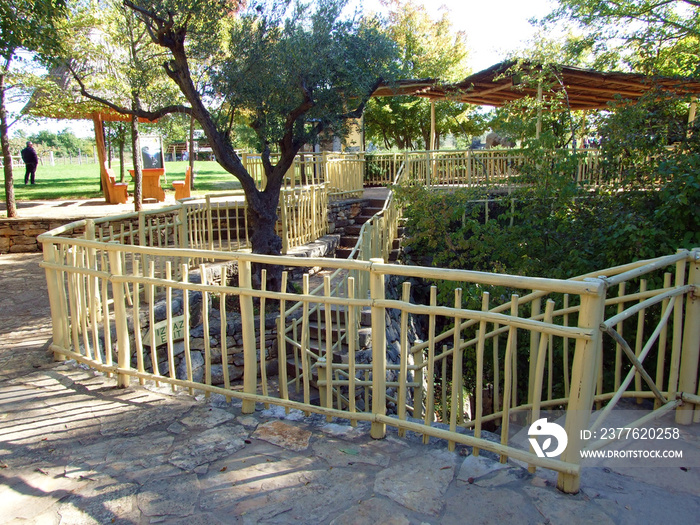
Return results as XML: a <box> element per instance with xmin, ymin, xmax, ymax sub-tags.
<box><xmin>74</xmin><ymin>0</ymin><xmax>396</xmax><ymax>282</ymax></box>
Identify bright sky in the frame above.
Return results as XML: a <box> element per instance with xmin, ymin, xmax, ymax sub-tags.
<box><xmin>14</xmin><ymin>0</ymin><xmax>557</xmax><ymax>139</ymax></box>
<box><xmin>357</xmin><ymin>0</ymin><xmax>557</xmax><ymax>72</ymax></box>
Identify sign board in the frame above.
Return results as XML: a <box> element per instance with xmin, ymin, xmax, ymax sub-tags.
<box><xmin>140</xmin><ymin>135</ymin><xmax>164</xmax><ymax>169</ymax></box>
<box><xmin>144</xmin><ymin>315</ymin><xmax>186</xmax><ymax>347</ymax></box>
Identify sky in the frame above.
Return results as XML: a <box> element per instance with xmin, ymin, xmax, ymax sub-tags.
<box><xmin>13</xmin><ymin>0</ymin><xmax>557</xmax><ymax>139</ymax></box>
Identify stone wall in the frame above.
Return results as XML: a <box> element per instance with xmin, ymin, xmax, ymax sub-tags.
<box><xmin>327</xmin><ymin>198</ymin><xmax>367</xmax><ymax>234</ymax></box>
<box><xmin>0</xmin><ymin>219</ymin><xmax>86</xmax><ymax>254</ymax></box>
<box><xmin>2</xmin><ymin>199</ymin><xmax>371</xmax><ymax>254</ymax></box>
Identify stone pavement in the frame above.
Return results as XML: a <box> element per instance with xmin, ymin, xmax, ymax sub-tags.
<box><xmin>1</xmin><ymin>253</ymin><xmax>700</xmax><ymax>524</ymax></box>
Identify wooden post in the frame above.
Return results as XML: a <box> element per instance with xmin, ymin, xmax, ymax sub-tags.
<box><xmin>107</xmin><ymin>247</ymin><xmax>131</xmax><ymax>388</ymax></box>
<box><xmin>370</xmin><ymin>258</ymin><xmax>386</xmax><ymax>439</ymax></box>
<box><xmin>557</xmin><ymin>279</ymin><xmax>606</xmax><ymax>494</ymax></box>
<box><xmin>43</xmin><ymin>245</ymin><xmax>68</xmax><ymax>361</ymax></box>
<box><xmin>676</xmin><ymin>249</ymin><xmax>700</xmax><ymax>425</ymax></box>
<box><xmin>239</xmin><ymin>259</ymin><xmax>258</xmax><ymax>414</ymax></box>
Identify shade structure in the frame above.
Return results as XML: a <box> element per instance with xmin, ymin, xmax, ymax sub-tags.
<box><xmin>372</xmin><ymin>61</ymin><xmax>700</xmax><ymax>110</ymax></box>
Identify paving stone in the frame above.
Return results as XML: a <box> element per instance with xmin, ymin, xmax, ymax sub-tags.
<box><xmin>312</xmin><ymin>439</ymin><xmax>390</xmax><ymax>468</ymax></box>
<box><xmin>55</xmin><ymin>481</ymin><xmax>139</xmax><ymax>525</ymax></box>
<box><xmin>374</xmin><ymin>449</ymin><xmax>457</xmax><ymax>516</ymax></box>
<box><xmin>169</xmin><ymin>425</ymin><xmax>248</xmax><ymax>470</ymax></box>
<box><xmin>232</xmin><ymin>467</ymin><xmax>372</xmax><ymax>524</ymax></box>
<box><xmin>137</xmin><ymin>473</ymin><xmax>200</xmax><ymax>518</ymax></box>
<box><xmin>442</xmin><ymin>484</ymin><xmax>543</xmax><ymax>525</ymax></box>
<box><xmin>252</xmin><ymin>420</ymin><xmax>312</xmax><ymax>452</ymax></box>
<box><xmin>319</xmin><ymin>422</ymin><xmax>368</xmax><ymax>439</ymax></box>
<box><xmin>457</xmin><ymin>454</ymin><xmax>509</xmax><ymax>481</ymax></box>
<box><xmin>329</xmin><ymin>497</ymin><xmax>411</xmax><ymax>525</ymax></box>
<box><xmin>179</xmin><ymin>406</ymin><xmax>236</xmax><ymax>428</ymax></box>
<box><xmin>523</xmin><ymin>484</ymin><xmax>617</xmax><ymax>525</ymax></box>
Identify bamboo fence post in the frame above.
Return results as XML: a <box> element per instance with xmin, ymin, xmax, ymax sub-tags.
<box><xmin>107</xmin><ymin>247</ymin><xmax>131</xmax><ymax>388</ymax></box>
<box><xmin>165</xmin><ymin>262</ymin><xmax>177</xmax><ymax>392</ymax></box>
<box><xmin>278</xmin><ymin>271</ymin><xmax>289</xmax><ymax>405</ymax></box>
<box><xmin>239</xmin><ymin>259</ymin><xmax>258</xmax><ymax>414</ymax></box>
<box><xmin>201</xmin><ymin>264</ymin><xmax>211</xmax><ymax>396</ymax></box>
<box><xmin>668</xmin><ymin>251</ymin><xmax>687</xmax><ymax>398</ymax></box>
<box><xmin>528</xmin><ymin>300</ymin><xmax>555</xmax><ymax>473</ymax></box>
<box><xmin>449</xmin><ymin>288</ymin><xmax>463</xmax><ymax>451</ymax></box>
<box><xmin>424</xmin><ymin>286</ymin><xmax>437</xmax><ymax>444</ymax></box>
<box><xmin>323</xmin><ymin>275</ymin><xmax>334</xmax><ymax>418</ymax></box>
<box><xmin>654</xmin><ymin>273</ymin><xmax>673</xmax><ymax>410</ymax></box>
<box><xmin>557</xmin><ymin>279</ymin><xmax>606</xmax><ymax>494</ymax></box>
<box><xmin>348</xmin><ymin>277</ymin><xmax>358</xmax><ymax>424</ymax></box>
<box><xmin>676</xmin><ymin>249</ymin><xmax>700</xmax><ymax>425</ymax></box>
<box><xmin>634</xmin><ymin>279</ymin><xmax>647</xmax><ymax>403</ymax></box>
<box><xmin>473</xmin><ymin>291</ymin><xmax>489</xmax><ymax>457</ymax></box>
<box><xmin>260</xmin><ymin>269</ymin><xmax>269</xmax><ymax>407</ymax></box>
<box><xmin>397</xmin><ymin>281</ymin><xmax>410</xmax><ymax>436</ymax></box>
<box><xmin>133</xmin><ymin>259</ymin><xmax>145</xmax><ymax>385</ymax></box>
<box><xmin>370</xmin><ymin>258</ymin><xmax>387</xmax><ymax>439</ymax></box>
<box><xmin>500</xmin><ymin>294</ymin><xmax>519</xmax><ymax>463</ymax></box>
<box><xmin>301</xmin><ymin>274</ymin><xmax>312</xmax><ymax>411</ymax></box>
<box><xmin>528</xmin><ymin>297</ymin><xmax>542</xmax><ymax>405</ymax></box>
<box><xmin>614</xmin><ymin>282</ymin><xmax>626</xmax><ymax>391</ymax></box>
<box><xmin>43</xmin><ymin>245</ymin><xmax>68</xmax><ymax>361</ymax></box>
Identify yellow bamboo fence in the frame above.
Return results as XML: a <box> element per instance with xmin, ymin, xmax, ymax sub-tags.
<box><xmin>39</xmin><ymin>209</ymin><xmax>700</xmax><ymax>494</ymax></box>
<box><xmin>240</xmin><ymin>151</ymin><xmax>364</xmax><ymax>196</ymax></box>
<box><xmin>365</xmin><ymin>149</ymin><xmax>603</xmax><ymax>187</ymax></box>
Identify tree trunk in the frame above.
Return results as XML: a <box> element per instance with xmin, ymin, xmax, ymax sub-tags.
<box><xmin>247</xmin><ymin>185</ymin><xmax>284</xmax><ymax>290</ymax></box>
<box><xmin>131</xmin><ymin>110</ymin><xmax>143</xmax><ymax>212</ymax></box>
<box><xmin>0</xmin><ymin>72</ymin><xmax>17</xmax><ymax>218</ymax></box>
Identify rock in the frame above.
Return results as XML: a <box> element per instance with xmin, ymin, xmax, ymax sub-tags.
<box><xmin>253</xmin><ymin>421</ymin><xmax>312</xmax><ymax>451</ymax></box>
<box><xmin>374</xmin><ymin>449</ymin><xmax>457</xmax><ymax>516</ymax></box>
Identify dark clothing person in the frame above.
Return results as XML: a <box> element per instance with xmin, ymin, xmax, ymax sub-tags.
<box><xmin>21</xmin><ymin>142</ymin><xmax>39</xmax><ymax>185</ymax></box>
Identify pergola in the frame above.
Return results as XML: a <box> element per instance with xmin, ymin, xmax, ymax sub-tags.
<box><xmin>372</xmin><ymin>61</ymin><xmax>700</xmax><ymax>146</ymax></box>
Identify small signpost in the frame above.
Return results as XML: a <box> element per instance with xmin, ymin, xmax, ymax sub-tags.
<box><xmin>144</xmin><ymin>315</ymin><xmax>186</xmax><ymax>346</ymax></box>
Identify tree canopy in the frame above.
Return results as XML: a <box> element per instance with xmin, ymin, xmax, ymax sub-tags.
<box><xmin>363</xmin><ymin>0</ymin><xmax>482</xmax><ymax>150</ymax></box>
<box><xmin>1</xmin><ymin>0</ymin><xmax>68</xmax><ymax>218</ymax></box>
<box><xmin>542</xmin><ymin>0</ymin><xmax>700</xmax><ymax>75</ymax></box>
<box><xmin>66</xmin><ymin>0</ymin><xmax>396</xmax><ymax>272</ymax></box>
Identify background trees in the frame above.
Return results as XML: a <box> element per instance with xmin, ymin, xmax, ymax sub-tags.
<box><xmin>363</xmin><ymin>0</ymin><xmax>483</xmax><ymax>150</ymax></box>
<box><xmin>87</xmin><ymin>0</ymin><xmax>398</xmax><ymax>270</ymax></box>
<box><xmin>0</xmin><ymin>0</ymin><xmax>67</xmax><ymax>217</ymax></box>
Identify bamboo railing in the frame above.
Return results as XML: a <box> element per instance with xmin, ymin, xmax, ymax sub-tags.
<box><xmin>240</xmin><ymin>151</ymin><xmax>364</xmax><ymax>197</ymax></box>
<box><xmin>37</xmin><ymin>150</ymin><xmax>699</xmax><ymax>494</ymax></box>
<box><xmin>39</xmin><ymin>212</ymin><xmax>700</xmax><ymax>493</ymax></box>
<box><xmin>365</xmin><ymin>149</ymin><xmax>603</xmax><ymax>187</ymax></box>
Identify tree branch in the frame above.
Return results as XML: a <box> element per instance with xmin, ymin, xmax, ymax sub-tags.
<box><xmin>67</xmin><ymin>63</ymin><xmax>192</xmax><ymax>120</ymax></box>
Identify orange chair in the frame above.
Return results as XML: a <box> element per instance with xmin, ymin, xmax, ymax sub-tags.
<box><xmin>172</xmin><ymin>166</ymin><xmax>192</xmax><ymax>200</ymax></box>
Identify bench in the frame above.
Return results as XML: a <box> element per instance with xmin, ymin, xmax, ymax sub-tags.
<box><xmin>103</xmin><ymin>168</ymin><xmax>128</xmax><ymax>204</ymax></box>
<box><xmin>129</xmin><ymin>168</ymin><xmax>166</xmax><ymax>202</ymax></box>
<box><xmin>172</xmin><ymin>166</ymin><xmax>192</xmax><ymax>200</ymax></box>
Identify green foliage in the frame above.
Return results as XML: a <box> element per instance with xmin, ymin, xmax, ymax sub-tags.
<box><xmin>542</xmin><ymin>0</ymin><xmax>700</xmax><ymax>76</ymax></box>
<box><xmin>24</xmin><ymin>129</ymin><xmax>95</xmax><ymax>156</ymax></box>
<box><xmin>213</xmin><ymin>0</ymin><xmax>396</xmax><ymax>154</ymax></box>
<box><xmin>363</xmin><ymin>0</ymin><xmax>481</xmax><ymax>150</ymax></box>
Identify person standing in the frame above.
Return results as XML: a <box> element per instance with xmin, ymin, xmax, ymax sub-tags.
<box><xmin>21</xmin><ymin>141</ymin><xmax>39</xmax><ymax>185</ymax></box>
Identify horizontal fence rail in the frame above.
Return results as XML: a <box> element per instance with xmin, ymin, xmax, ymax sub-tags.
<box><xmin>38</xmin><ymin>186</ymin><xmax>700</xmax><ymax>494</ymax></box>
<box><xmin>365</xmin><ymin>149</ymin><xmax>604</xmax><ymax>188</ymax></box>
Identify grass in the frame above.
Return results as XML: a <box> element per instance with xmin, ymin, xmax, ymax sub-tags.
<box><xmin>3</xmin><ymin>160</ymin><xmax>241</xmax><ymax>201</ymax></box>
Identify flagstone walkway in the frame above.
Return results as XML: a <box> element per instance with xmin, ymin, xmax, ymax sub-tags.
<box><xmin>1</xmin><ymin>252</ymin><xmax>699</xmax><ymax>524</ymax></box>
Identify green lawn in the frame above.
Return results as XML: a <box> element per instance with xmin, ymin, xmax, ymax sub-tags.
<box><xmin>3</xmin><ymin>160</ymin><xmax>241</xmax><ymax>201</ymax></box>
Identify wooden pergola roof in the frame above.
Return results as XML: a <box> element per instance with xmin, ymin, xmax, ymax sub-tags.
<box><xmin>372</xmin><ymin>61</ymin><xmax>700</xmax><ymax>110</ymax></box>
